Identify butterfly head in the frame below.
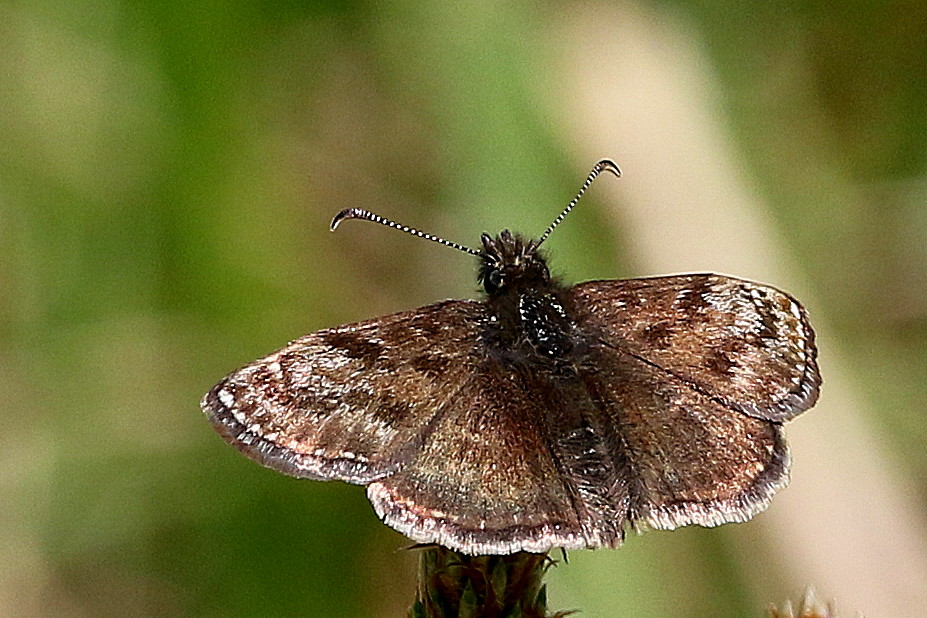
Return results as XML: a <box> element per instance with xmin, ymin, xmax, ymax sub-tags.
<box><xmin>478</xmin><ymin>230</ymin><xmax>552</xmax><ymax>297</ymax></box>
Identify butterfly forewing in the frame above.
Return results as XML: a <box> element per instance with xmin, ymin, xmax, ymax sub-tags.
<box><xmin>569</xmin><ymin>275</ymin><xmax>820</xmax><ymax>422</ymax></box>
<box><xmin>202</xmin><ymin>300</ymin><xmax>488</xmax><ymax>484</ymax></box>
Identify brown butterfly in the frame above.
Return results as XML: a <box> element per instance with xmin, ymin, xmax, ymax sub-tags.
<box><xmin>201</xmin><ymin>160</ymin><xmax>820</xmax><ymax>555</ymax></box>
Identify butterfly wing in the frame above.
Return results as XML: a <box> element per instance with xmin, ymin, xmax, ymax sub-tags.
<box><xmin>564</xmin><ymin>275</ymin><xmax>819</xmax><ymax>531</ymax></box>
<box><xmin>201</xmin><ymin>300</ymin><xmax>488</xmax><ymax>484</ymax></box>
<box><xmin>569</xmin><ymin>275</ymin><xmax>820</xmax><ymax>422</ymax></box>
<box><xmin>203</xmin><ymin>298</ymin><xmax>621</xmax><ymax>554</ymax></box>
<box><xmin>367</xmin><ymin>352</ymin><xmax>635</xmax><ymax>554</ymax></box>
<box><xmin>203</xmin><ymin>274</ymin><xmax>820</xmax><ymax>553</ymax></box>
<box><xmin>576</xmin><ymin>344</ymin><xmax>790</xmax><ymax>531</ymax></box>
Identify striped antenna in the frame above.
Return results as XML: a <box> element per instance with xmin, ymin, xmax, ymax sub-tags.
<box><xmin>330</xmin><ymin>208</ymin><xmax>480</xmax><ymax>256</ymax></box>
<box><xmin>536</xmin><ymin>159</ymin><xmax>621</xmax><ymax>246</ymax></box>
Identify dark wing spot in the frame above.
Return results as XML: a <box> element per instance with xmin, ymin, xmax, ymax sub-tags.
<box><xmin>705</xmin><ymin>348</ymin><xmax>735</xmax><ymax>375</ymax></box>
<box><xmin>413</xmin><ymin>318</ymin><xmax>443</xmax><ymax>338</ymax></box>
<box><xmin>339</xmin><ymin>388</ymin><xmax>372</xmax><ymax>412</ymax></box>
<box><xmin>322</xmin><ymin>331</ymin><xmax>383</xmax><ymax>366</ymax></box>
<box><xmin>674</xmin><ymin>277</ymin><xmax>711</xmax><ymax>313</ymax></box>
<box><xmin>371</xmin><ymin>398</ymin><xmax>411</xmax><ymax>429</ymax></box>
<box><xmin>411</xmin><ymin>354</ymin><xmax>451</xmax><ymax>378</ymax></box>
<box><xmin>726</xmin><ymin>337</ymin><xmax>749</xmax><ymax>355</ymax></box>
<box><xmin>640</xmin><ymin>322</ymin><xmax>674</xmax><ymax>348</ymax></box>
<box><xmin>616</xmin><ymin>288</ymin><xmax>644</xmax><ymax>310</ymax></box>
<box><xmin>756</xmin><ymin>311</ymin><xmax>779</xmax><ymax>342</ymax></box>
<box><xmin>383</xmin><ymin>322</ymin><xmax>423</xmax><ymax>344</ymax></box>
<box><xmin>674</xmin><ymin>281</ymin><xmax>715</xmax><ymax>328</ymax></box>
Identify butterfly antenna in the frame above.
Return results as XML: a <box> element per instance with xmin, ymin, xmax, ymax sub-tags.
<box><xmin>330</xmin><ymin>208</ymin><xmax>481</xmax><ymax>256</ymax></box>
<box><xmin>536</xmin><ymin>159</ymin><xmax>621</xmax><ymax>246</ymax></box>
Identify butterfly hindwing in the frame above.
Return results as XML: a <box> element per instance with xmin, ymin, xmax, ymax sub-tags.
<box><xmin>368</xmin><ymin>356</ymin><xmax>632</xmax><ymax>554</ymax></box>
<box><xmin>575</xmin><ymin>343</ymin><xmax>790</xmax><ymax>531</ymax></box>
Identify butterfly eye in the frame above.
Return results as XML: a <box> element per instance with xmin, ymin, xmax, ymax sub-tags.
<box><xmin>484</xmin><ymin>269</ymin><xmax>505</xmax><ymax>294</ymax></box>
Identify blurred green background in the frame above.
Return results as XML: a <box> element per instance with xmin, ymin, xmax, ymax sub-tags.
<box><xmin>2</xmin><ymin>1</ymin><xmax>926</xmax><ymax>616</ymax></box>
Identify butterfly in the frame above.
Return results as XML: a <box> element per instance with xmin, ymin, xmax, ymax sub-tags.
<box><xmin>201</xmin><ymin>160</ymin><xmax>820</xmax><ymax>555</ymax></box>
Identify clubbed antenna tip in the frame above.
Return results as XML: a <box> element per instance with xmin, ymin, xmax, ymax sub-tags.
<box><xmin>537</xmin><ymin>159</ymin><xmax>622</xmax><ymax>247</ymax></box>
<box><xmin>330</xmin><ymin>159</ymin><xmax>621</xmax><ymax>255</ymax></box>
<box><xmin>330</xmin><ymin>207</ymin><xmax>480</xmax><ymax>256</ymax></box>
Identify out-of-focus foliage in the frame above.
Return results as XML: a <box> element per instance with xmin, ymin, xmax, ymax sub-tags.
<box><xmin>1</xmin><ymin>1</ymin><xmax>924</xmax><ymax>616</ymax></box>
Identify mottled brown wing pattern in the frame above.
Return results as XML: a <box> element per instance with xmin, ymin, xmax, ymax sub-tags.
<box><xmin>368</xmin><ymin>357</ymin><xmax>631</xmax><ymax>554</ymax></box>
<box><xmin>201</xmin><ymin>300</ymin><xmax>488</xmax><ymax>484</ymax></box>
<box><xmin>576</xmin><ymin>345</ymin><xmax>790</xmax><ymax>531</ymax></box>
<box><xmin>202</xmin><ymin>273</ymin><xmax>820</xmax><ymax>555</ymax></box>
<box><xmin>569</xmin><ymin>275</ymin><xmax>820</xmax><ymax>422</ymax></box>
<box><xmin>368</xmin><ymin>312</ymin><xmax>793</xmax><ymax>552</ymax></box>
